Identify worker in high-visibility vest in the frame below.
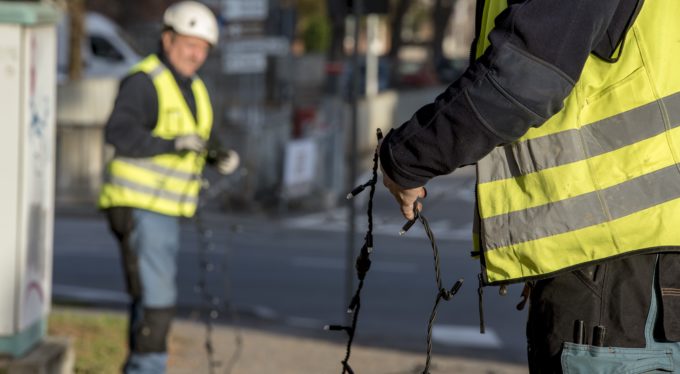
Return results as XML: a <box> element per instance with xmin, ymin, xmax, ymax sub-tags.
<box><xmin>381</xmin><ymin>0</ymin><xmax>680</xmax><ymax>372</ymax></box>
<box><xmin>98</xmin><ymin>2</ymin><xmax>238</xmax><ymax>373</ymax></box>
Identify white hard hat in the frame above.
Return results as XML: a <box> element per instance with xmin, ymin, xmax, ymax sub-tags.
<box><xmin>163</xmin><ymin>1</ymin><xmax>219</xmax><ymax>46</ymax></box>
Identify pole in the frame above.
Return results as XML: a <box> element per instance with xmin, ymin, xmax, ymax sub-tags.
<box><xmin>365</xmin><ymin>14</ymin><xmax>379</xmax><ymax>97</ymax></box>
<box><xmin>346</xmin><ymin>0</ymin><xmax>363</xmax><ymax>323</ymax></box>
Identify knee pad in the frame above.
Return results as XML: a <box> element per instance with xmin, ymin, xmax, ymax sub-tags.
<box><xmin>133</xmin><ymin>307</ymin><xmax>175</xmax><ymax>353</ymax></box>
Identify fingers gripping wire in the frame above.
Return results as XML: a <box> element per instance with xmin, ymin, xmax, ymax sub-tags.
<box><xmin>401</xmin><ymin>204</ymin><xmax>464</xmax><ymax>374</ymax></box>
<box><xmin>326</xmin><ymin>129</ymin><xmax>383</xmax><ymax>374</ymax></box>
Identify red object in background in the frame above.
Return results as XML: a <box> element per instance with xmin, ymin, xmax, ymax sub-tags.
<box><xmin>399</xmin><ymin>65</ymin><xmax>440</xmax><ymax>87</ymax></box>
<box><xmin>293</xmin><ymin>107</ymin><xmax>317</xmax><ymax>138</ymax></box>
<box><xmin>325</xmin><ymin>61</ymin><xmax>344</xmax><ymax>76</ymax></box>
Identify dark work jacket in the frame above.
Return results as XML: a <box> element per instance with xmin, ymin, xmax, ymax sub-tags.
<box><xmin>379</xmin><ymin>0</ymin><xmax>680</xmax><ymax>351</ymax></box>
<box><xmin>380</xmin><ymin>0</ymin><xmax>642</xmax><ymax>188</ymax></box>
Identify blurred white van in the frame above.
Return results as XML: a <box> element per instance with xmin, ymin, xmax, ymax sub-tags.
<box><xmin>55</xmin><ymin>12</ymin><xmax>143</xmax><ymax>205</ymax></box>
<box><xmin>57</xmin><ymin>12</ymin><xmax>142</xmax><ymax>83</ymax></box>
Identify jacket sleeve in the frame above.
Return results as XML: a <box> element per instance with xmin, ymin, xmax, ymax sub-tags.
<box><xmin>104</xmin><ymin>72</ymin><xmax>176</xmax><ymax>158</ymax></box>
<box><xmin>380</xmin><ymin>0</ymin><xmax>625</xmax><ymax>188</ymax></box>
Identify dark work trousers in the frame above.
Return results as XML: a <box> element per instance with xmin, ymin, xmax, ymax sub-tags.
<box><xmin>527</xmin><ymin>253</ymin><xmax>680</xmax><ymax>373</ymax></box>
<box><xmin>106</xmin><ymin>207</ymin><xmax>179</xmax><ymax>374</ymax></box>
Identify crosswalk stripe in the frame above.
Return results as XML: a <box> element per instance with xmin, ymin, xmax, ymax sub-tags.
<box><xmin>432</xmin><ymin>325</ymin><xmax>503</xmax><ymax>348</ymax></box>
<box><xmin>284</xmin><ymin>212</ymin><xmax>473</xmax><ymax>241</ymax></box>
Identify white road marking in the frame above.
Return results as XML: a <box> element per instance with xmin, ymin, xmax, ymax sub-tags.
<box><xmin>284</xmin><ymin>211</ymin><xmax>473</xmax><ymax>241</ymax></box>
<box><xmin>251</xmin><ymin>305</ymin><xmax>279</xmax><ymax>320</ymax></box>
<box><xmin>432</xmin><ymin>325</ymin><xmax>503</xmax><ymax>348</ymax></box>
<box><xmin>285</xmin><ymin>316</ymin><xmax>323</xmax><ymax>329</ymax></box>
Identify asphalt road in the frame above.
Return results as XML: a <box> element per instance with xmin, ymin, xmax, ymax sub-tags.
<box><xmin>52</xmin><ymin>167</ymin><xmax>529</xmax><ymax>365</ymax></box>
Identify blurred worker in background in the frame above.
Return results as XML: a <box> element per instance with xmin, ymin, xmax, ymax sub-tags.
<box><xmin>98</xmin><ymin>1</ymin><xmax>239</xmax><ymax>372</ymax></box>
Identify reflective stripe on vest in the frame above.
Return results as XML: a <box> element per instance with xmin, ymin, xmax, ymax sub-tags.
<box><xmin>98</xmin><ymin>54</ymin><xmax>213</xmax><ymax>217</ymax></box>
<box><xmin>473</xmin><ymin>1</ymin><xmax>680</xmax><ymax>284</ymax></box>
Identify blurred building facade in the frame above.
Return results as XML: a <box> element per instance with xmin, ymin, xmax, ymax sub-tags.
<box><xmin>54</xmin><ymin>0</ymin><xmax>474</xmax><ymax>212</ymax></box>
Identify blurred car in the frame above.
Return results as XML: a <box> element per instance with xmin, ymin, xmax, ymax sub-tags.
<box><xmin>57</xmin><ymin>12</ymin><xmax>142</xmax><ymax>83</ymax></box>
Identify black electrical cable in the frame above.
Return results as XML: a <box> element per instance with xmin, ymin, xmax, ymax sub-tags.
<box><xmin>192</xmin><ymin>161</ymin><xmax>244</xmax><ymax>374</ymax></box>
<box><xmin>326</xmin><ymin>128</ymin><xmax>383</xmax><ymax>374</ymax></box>
<box><xmin>402</xmin><ymin>210</ymin><xmax>463</xmax><ymax>374</ymax></box>
<box><xmin>328</xmin><ymin>127</ymin><xmax>463</xmax><ymax>374</ymax></box>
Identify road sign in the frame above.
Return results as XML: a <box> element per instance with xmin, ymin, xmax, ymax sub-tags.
<box><xmin>222</xmin><ymin>0</ymin><xmax>268</xmax><ymax>21</ymax></box>
<box><xmin>282</xmin><ymin>138</ymin><xmax>318</xmax><ymax>198</ymax></box>
<box><xmin>222</xmin><ymin>52</ymin><xmax>266</xmax><ymax>74</ymax></box>
<box><xmin>224</xmin><ymin>22</ymin><xmax>265</xmax><ymax>38</ymax></box>
<box><xmin>223</xmin><ymin>37</ymin><xmax>290</xmax><ymax>56</ymax></box>
<box><xmin>222</xmin><ymin>37</ymin><xmax>290</xmax><ymax>74</ymax></box>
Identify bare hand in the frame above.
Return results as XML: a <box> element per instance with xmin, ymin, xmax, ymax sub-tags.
<box><xmin>382</xmin><ymin>171</ymin><xmax>426</xmax><ymax>221</ymax></box>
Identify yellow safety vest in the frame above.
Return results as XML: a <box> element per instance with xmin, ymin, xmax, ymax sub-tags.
<box><xmin>98</xmin><ymin>54</ymin><xmax>213</xmax><ymax>217</ymax></box>
<box><xmin>473</xmin><ymin>1</ymin><xmax>680</xmax><ymax>284</ymax></box>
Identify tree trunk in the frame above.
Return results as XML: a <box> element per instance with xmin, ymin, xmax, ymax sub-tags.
<box><xmin>324</xmin><ymin>0</ymin><xmax>347</xmax><ymax>95</ymax></box>
<box><xmin>432</xmin><ymin>0</ymin><xmax>456</xmax><ymax>66</ymax></box>
<box><xmin>326</xmin><ymin>0</ymin><xmax>347</xmax><ymax>62</ymax></box>
<box><xmin>67</xmin><ymin>0</ymin><xmax>85</xmax><ymax>80</ymax></box>
<box><xmin>388</xmin><ymin>0</ymin><xmax>410</xmax><ymax>86</ymax></box>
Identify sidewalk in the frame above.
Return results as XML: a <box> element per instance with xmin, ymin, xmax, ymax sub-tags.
<box><xmin>167</xmin><ymin>317</ymin><xmax>528</xmax><ymax>374</ymax></box>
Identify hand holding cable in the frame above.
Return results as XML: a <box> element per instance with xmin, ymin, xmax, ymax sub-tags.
<box><xmin>382</xmin><ymin>171</ymin><xmax>427</xmax><ymax>221</ymax></box>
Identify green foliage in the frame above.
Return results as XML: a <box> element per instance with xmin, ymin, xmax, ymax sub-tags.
<box><xmin>296</xmin><ymin>0</ymin><xmax>325</xmax><ymax>16</ymax></box>
<box><xmin>402</xmin><ymin>1</ymin><xmax>432</xmax><ymax>43</ymax></box>
<box><xmin>295</xmin><ymin>0</ymin><xmax>330</xmax><ymax>53</ymax></box>
<box><xmin>302</xmin><ymin>14</ymin><xmax>331</xmax><ymax>53</ymax></box>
